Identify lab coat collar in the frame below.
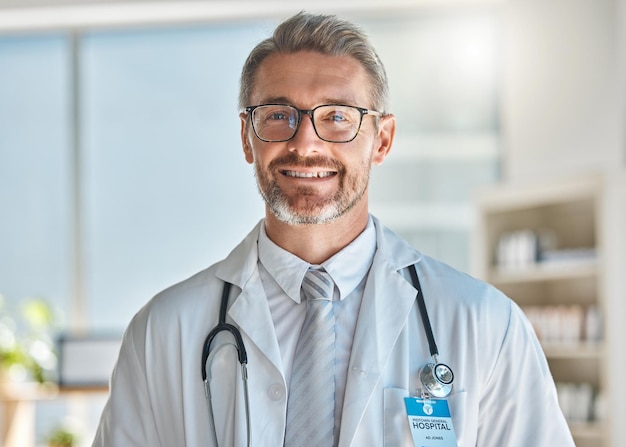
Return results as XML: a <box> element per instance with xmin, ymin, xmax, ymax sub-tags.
<box><xmin>213</xmin><ymin>219</ymin><xmax>264</xmax><ymax>289</ymax></box>
<box><xmin>370</xmin><ymin>214</ymin><xmax>423</xmax><ymax>270</ymax></box>
<box><xmin>212</xmin><ymin>215</ymin><xmax>422</xmax><ymax>288</ymax></box>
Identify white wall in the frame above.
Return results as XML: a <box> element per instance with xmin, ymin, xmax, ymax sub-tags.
<box><xmin>502</xmin><ymin>1</ymin><xmax>626</xmax><ymax>445</ymax></box>
<box><xmin>502</xmin><ymin>0</ymin><xmax>624</xmax><ymax>184</ymax></box>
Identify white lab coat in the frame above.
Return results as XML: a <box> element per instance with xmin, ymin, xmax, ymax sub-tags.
<box><xmin>93</xmin><ymin>216</ymin><xmax>574</xmax><ymax>446</ymax></box>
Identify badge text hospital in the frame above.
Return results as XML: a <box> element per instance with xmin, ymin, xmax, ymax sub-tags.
<box><xmin>404</xmin><ymin>397</ymin><xmax>459</xmax><ymax>447</ymax></box>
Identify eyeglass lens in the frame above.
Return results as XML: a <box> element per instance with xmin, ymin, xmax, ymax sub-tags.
<box><xmin>250</xmin><ymin>105</ymin><xmax>363</xmax><ymax>143</ymax></box>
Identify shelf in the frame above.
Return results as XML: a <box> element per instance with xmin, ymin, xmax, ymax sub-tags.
<box><xmin>569</xmin><ymin>422</ymin><xmax>607</xmax><ymax>440</ymax></box>
<box><xmin>0</xmin><ymin>381</ymin><xmax>58</xmax><ymax>402</ymax></box>
<box><xmin>488</xmin><ymin>259</ymin><xmax>598</xmax><ymax>284</ymax></box>
<box><xmin>0</xmin><ymin>381</ymin><xmax>108</xmax><ymax>402</ymax></box>
<box><xmin>0</xmin><ymin>381</ymin><xmax>108</xmax><ymax>447</ymax></box>
<box><xmin>474</xmin><ymin>174</ymin><xmax>601</xmax><ymax>213</ymax></box>
<box><xmin>541</xmin><ymin>342</ymin><xmax>604</xmax><ymax>359</ymax></box>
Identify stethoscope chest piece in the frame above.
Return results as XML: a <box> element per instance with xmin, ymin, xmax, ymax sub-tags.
<box><xmin>420</xmin><ymin>362</ymin><xmax>454</xmax><ymax>398</ymax></box>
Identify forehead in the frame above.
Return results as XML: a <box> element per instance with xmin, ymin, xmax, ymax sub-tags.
<box><xmin>250</xmin><ymin>51</ymin><xmax>372</xmax><ymax>107</ymax></box>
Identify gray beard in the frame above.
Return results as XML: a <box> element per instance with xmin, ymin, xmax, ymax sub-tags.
<box><xmin>262</xmin><ymin>183</ymin><xmax>351</xmax><ymax>225</ymax></box>
<box><xmin>256</xmin><ymin>170</ymin><xmax>369</xmax><ymax>226</ymax></box>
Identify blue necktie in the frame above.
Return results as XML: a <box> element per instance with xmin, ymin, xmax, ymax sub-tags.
<box><xmin>285</xmin><ymin>267</ymin><xmax>336</xmax><ymax>446</ymax></box>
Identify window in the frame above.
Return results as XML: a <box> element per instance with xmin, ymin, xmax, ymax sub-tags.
<box><xmin>0</xmin><ymin>34</ymin><xmax>72</xmax><ymax>320</ymax></box>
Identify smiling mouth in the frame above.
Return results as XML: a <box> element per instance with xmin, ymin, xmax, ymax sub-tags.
<box><xmin>281</xmin><ymin>170</ymin><xmax>336</xmax><ymax>178</ymax></box>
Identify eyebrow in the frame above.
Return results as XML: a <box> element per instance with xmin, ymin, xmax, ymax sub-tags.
<box><xmin>257</xmin><ymin>96</ymin><xmax>291</xmax><ymax>105</ymax></box>
<box><xmin>255</xmin><ymin>96</ymin><xmax>360</xmax><ymax>107</ymax></box>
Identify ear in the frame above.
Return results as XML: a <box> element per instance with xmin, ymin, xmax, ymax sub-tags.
<box><xmin>371</xmin><ymin>114</ymin><xmax>395</xmax><ymax>166</ymax></box>
<box><xmin>240</xmin><ymin>113</ymin><xmax>254</xmax><ymax>164</ymax></box>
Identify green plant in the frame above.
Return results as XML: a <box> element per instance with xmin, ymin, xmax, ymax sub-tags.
<box><xmin>0</xmin><ymin>295</ymin><xmax>57</xmax><ymax>384</ymax></box>
<box><xmin>45</xmin><ymin>425</ymin><xmax>79</xmax><ymax>447</ymax></box>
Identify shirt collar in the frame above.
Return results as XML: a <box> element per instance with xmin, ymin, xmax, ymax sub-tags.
<box><xmin>258</xmin><ymin>216</ymin><xmax>377</xmax><ymax>304</ymax></box>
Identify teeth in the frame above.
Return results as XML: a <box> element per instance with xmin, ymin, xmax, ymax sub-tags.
<box><xmin>283</xmin><ymin>170</ymin><xmax>335</xmax><ymax>178</ymax></box>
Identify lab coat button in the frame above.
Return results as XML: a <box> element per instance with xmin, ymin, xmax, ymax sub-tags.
<box><xmin>352</xmin><ymin>367</ymin><xmax>368</xmax><ymax>377</ymax></box>
<box><xmin>268</xmin><ymin>383</ymin><xmax>285</xmax><ymax>401</ymax></box>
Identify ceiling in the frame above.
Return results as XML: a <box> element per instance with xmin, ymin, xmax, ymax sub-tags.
<box><xmin>0</xmin><ymin>0</ymin><xmax>504</xmax><ymax>33</ymax></box>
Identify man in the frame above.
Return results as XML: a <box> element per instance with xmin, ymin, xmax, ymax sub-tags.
<box><xmin>93</xmin><ymin>11</ymin><xmax>574</xmax><ymax>447</ymax></box>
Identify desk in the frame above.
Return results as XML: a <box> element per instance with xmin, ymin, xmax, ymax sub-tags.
<box><xmin>0</xmin><ymin>382</ymin><xmax>108</xmax><ymax>447</ymax></box>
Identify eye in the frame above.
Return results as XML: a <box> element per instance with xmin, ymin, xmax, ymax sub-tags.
<box><xmin>267</xmin><ymin>111</ymin><xmax>289</xmax><ymax>121</ymax></box>
<box><xmin>316</xmin><ymin>106</ymin><xmax>360</xmax><ymax>127</ymax></box>
<box><xmin>325</xmin><ymin>110</ymin><xmax>346</xmax><ymax>121</ymax></box>
<box><xmin>329</xmin><ymin>112</ymin><xmax>348</xmax><ymax>122</ymax></box>
<box><xmin>256</xmin><ymin>106</ymin><xmax>297</xmax><ymax>126</ymax></box>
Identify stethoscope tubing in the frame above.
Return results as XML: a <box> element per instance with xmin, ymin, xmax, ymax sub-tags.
<box><xmin>408</xmin><ymin>264</ymin><xmax>439</xmax><ymax>359</ymax></box>
<box><xmin>201</xmin><ymin>282</ymin><xmax>247</xmax><ymax>381</ymax></box>
<box><xmin>201</xmin><ymin>282</ymin><xmax>251</xmax><ymax>447</ymax></box>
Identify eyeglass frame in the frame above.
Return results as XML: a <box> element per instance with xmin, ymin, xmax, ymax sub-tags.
<box><xmin>243</xmin><ymin>103</ymin><xmax>384</xmax><ymax>143</ymax></box>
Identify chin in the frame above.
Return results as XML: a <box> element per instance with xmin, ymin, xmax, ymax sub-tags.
<box><xmin>271</xmin><ymin>208</ymin><xmax>341</xmax><ymax>226</ymax></box>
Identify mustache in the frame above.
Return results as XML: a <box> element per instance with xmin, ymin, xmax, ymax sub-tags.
<box><xmin>267</xmin><ymin>152</ymin><xmax>345</xmax><ymax>173</ymax></box>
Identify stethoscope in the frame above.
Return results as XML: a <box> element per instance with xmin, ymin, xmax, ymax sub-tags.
<box><xmin>200</xmin><ymin>263</ymin><xmax>454</xmax><ymax>446</ymax></box>
<box><xmin>201</xmin><ymin>280</ymin><xmax>251</xmax><ymax>447</ymax></box>
<box><xmin>407</xmin><ymin>264</ymin><xmax>455</xmax><ymax>399</ymax></box>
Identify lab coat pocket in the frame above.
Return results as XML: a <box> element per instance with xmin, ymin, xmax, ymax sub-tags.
<box><xmin>447</xmin><ymin>391</ymin><xmax>468</xmax><ymax>446</ymax></box>
<box><xmin>383</xmin><ymin>387</ymin><xmax>413</xmax><ymax>446</ymax></box>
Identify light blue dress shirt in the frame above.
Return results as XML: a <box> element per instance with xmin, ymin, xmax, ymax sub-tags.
<box><xmin>257</xmin><ymin>217</ymin><xmax>376</xmax><ymax>439</ymax></box>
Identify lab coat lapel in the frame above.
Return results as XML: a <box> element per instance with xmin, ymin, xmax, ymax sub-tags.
<box><xmin>339</xmin><ymin>251</ymin><xmax>417</xmax><ymax>446</ymax></box>
<box><xmin>228</xmin><ymin>271</ymin><xmax>284</xmax><ymax>373</ymax></box>
<box><xmin>214</xmin><ymin>220</ymin><xmax>283</xmax><ymax>373</ymax></box>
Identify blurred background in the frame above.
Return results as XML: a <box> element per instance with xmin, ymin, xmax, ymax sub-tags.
<box><xmin>0</xmin><ymin>0</ymin><xmax>625</xmax><ymax>445</ymax></box>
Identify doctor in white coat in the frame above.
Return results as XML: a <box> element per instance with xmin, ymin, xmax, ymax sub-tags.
<box><xmin>93</xmin><ymin>11</ymin><xmax>575</xmax><ymax>447</ymax></box>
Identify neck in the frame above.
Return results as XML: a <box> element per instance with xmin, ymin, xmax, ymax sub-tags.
<box><xmin>264</xmin><ymin>204</ymin><xmax>370</xmax><ymax>265</ymax></box>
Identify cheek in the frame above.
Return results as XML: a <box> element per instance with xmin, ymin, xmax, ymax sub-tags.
<box><xmin>348</xmin><ymin>140</ymin><xmax>378</xmax><ymax>168</ymax></box>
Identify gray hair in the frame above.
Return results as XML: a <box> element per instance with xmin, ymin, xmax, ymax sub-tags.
<box><xmin>239</xmin><ymin>11</ymin><xmax>390</xmax><ymax>113</ymax></box>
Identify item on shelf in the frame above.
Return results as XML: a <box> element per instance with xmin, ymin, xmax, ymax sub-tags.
<box><xmin>540</xmin><ymin>247</ymin><xmax>598</xmax><ymax>264</ymax></box>
<box><xmin>57</xmin><ymin>334</ymin><xmax>122</xmax><ymax>388</ymax></box>
<box><xmin>584</xmin><ymin>305</ymin><xmax>603</xmax><ymax>342</ymax></box>
<box><xmin>495</xmin><ymin>229</ymin><xmax>596</xmax><ymax>270</ymax></box>
<box><xmin>556</xmin><ymin>382</ymin><xmax>595</xmax><ymax>423</ymax></box>
<box><xmin>593</xmin><ymin>390</ymin><xmax>606</xmax><ymax>423</ymax></box>
<box><xmin>522</xmin><ymin>305</ymin><xmax>603</xmax><ymax>344</ymax></box>
<box><xmin>496</xmin><ymin>229</ymin><xmax>540</xmax><ymax>268</ymax></box>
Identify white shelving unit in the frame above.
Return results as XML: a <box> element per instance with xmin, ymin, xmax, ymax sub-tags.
<box><xmin>472</xmin><ymin>174</ymin><xmax>610</xmax><ymax>447</ymax></box>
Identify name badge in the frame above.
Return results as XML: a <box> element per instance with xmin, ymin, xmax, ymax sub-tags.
<box><xmin>404</xmin><ymin>397</ymin><xmax>458</xmax><ymax>447</ymax></box>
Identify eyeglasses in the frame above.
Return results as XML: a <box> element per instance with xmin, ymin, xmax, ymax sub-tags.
<box><xmin>244</xmin><ymin>104</ymin><xmax>383</xmax><ymax>143</ymax></box>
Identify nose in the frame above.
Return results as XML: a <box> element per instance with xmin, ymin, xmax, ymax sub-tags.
<box><xmin>288</xmin><ymin>112</ymin><xmax>323</xmax><ymax>154</ymax></box>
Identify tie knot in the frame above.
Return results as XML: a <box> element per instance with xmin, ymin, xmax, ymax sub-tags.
<box><xmin>302</xmin><ymin>268</ymin><xmax>334</xmax><ymax>302</ymax></box>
